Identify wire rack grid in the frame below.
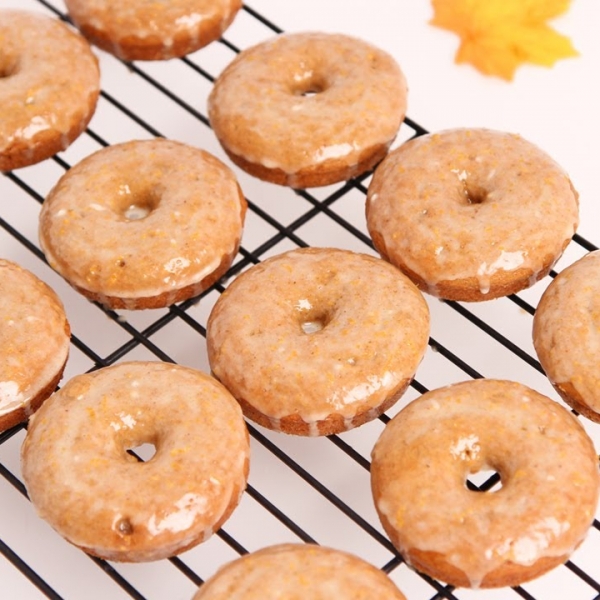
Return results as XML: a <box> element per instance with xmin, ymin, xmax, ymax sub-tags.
<box><xmin>1</xmin><ymin>1</ymin><xmax>600</xmax><ymax>599</ymax></box>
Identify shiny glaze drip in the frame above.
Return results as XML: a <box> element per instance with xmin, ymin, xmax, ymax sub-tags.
<box><xmin>0</xmin><ymin>260</ymin><xmax>69</xmax><ymax>423</ymax></box>
<box><xmin>21</xmin><ymin>362</ymin><xmax>250</xmax><ymax>562</ymax></box>
<box><xmin>64</xmin><ymin>0</ymin><xmax>242</xmax><ymax>60</ymax></box>
<box><xmin>208</xmin><ymin>32</ymin><xmax>407</xmax><ymax>176</ymax></box>
<box><xmin>0</xmin><ymin>10</ymin><xmax>99</xmax><ymax>167</ymax></box>
<box><xmin>367</xmin><ymin>128</ymin><xmax>579</xmax><ymax>299</ymax></box>
<box><xmin>38</xmin><ymin>139</ymin><xmax>246</xmax><ymax>306</ymax></box>
<box><xmin>371</xmin><ymin>379</ymin><xmax>600</xmax><ymax>588</ymax></box>
<box><xmin>207</xmin><ymin>248</ymin><xmax>430</xmax><ymax>435</ymax></box>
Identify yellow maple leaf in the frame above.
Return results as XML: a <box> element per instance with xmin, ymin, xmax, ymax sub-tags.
<box><xmin>430</xmin><ymin>0</ymin><xmax>579</xmax><ymax>80</ymax></box>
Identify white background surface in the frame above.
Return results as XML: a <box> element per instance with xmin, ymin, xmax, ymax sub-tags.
<box><xmin>1</xmin><ymin>1</ymin><xmax>600</xmax><ymax>599</ymax></box>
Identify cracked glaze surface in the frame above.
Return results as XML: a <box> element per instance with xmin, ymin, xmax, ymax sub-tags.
<box><xmin>207</xmin><ymin>247</ymin><xmax>430</xmax><ymax>436</ymax></box>
<box><xmin>371</xmin><ymin>379</ymin><xmax>600</xmax><ymax>588</ymax></box>
<box><xmin>366</xmin><ymin>128</ymin><xmax>579</xmax><ymax>301</ymax></box>
<box><xmin>21</xmin><ymin>361</ymin><xmax>250</xmax><ymax>562</ymax></box>
<box><xmin>0</xmin><ymin>10</ymin><xmax>100</xmax><ymax>171</ymax></box>
<box><xmin>39</xmin><ymin>139</ymin><xmax>246</xmax><ymax>309</ymax></box>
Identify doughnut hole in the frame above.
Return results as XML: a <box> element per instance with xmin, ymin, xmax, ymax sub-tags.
<box><xmin>112</xmin><ymin>185</ymin><xmax>162</xmax><ymax>221</ymax></box>
<box><xmin>464</xmin><ymin>182</ymin><xmax>489</xmax><ymax>205</ymax></box>
<box><xmin>291</xmin><ymin>72</ymin><xmax>329</xmax><ymax>98</ymax></box>
<box><xmin>0</xmin><ymin>54</ymin><xmax>19</xmax><ymax>79</ymax></box>
<box><xmin>118</xmin><ymin>427</ymin><xmax>160</xmax><ymax>464</ymax></box>
<box><xmin>127</xmin><ymin>442</ymin><xmax>157</xmax><ymax>462</ymax></box>
<box><xmin>466</xmin><ymin>468</ymin><xmax>503</xmax><ymax>492</ymax></box>
<box><xmin>296</xmin><ymin>304</ymin><xmax>334</xmax><ymax>335</ymax></box>
<box><xmin>453</xmin><ymin>175</ymin><xmax>490</xmax><ymax>206</ymax></box>
<box><xmin>454</xmin><ymin>442</ymin><xmax>505</xmax><ymax>493</ymax></box>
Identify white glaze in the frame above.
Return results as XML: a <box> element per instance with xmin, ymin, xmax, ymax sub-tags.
<box><xmin>477</xmin><ymin>250</ymin><xmax>526</xmax><ymax>294</ymax></box>
<box><xmin>208</xmin><ymin>32</ymin><xmax>407</xmax><ymax>182</ymax></box>
<box><xmin>487</xmin><ymin>518</ymin><xmax>571</xmax><ymax>565</ymax></box>
<box><xmin>64</xmin><ymin>0</ymin><xmax>241</xmax><ymax>60</ymax></box>
<box><xmin>0</xmin><ymin>10</ymin><xmax>100</xmax><ymax>170</ymax></box>
<box><xmin>0</xmin><ymin>381</ymin><xmax>24</xmax><ymax>416</ymax></box>
<box><xmin>0</xmin><ymin>260</ymin><xmax>70</xmax><ymax>429</ymax></box>
<box><xmin>371</xmin><ymin>379</ymin><xmax>600</xmax><ymax>588</ymax></box>
<box><xmin>207</xmin><ymin>248</ymin><xmax>430</xmax><ymax>435</ymax></box>
<box><xmin>147</xmin><ymin>493</ymin><xmax>209</xmax><ymax>535</ymax></box>
<box><xmin>21</xmin><ymin>362</ymin><xmax>250</xmax><ymax>562</ymax></box>
<box><xmin>450</xmin><ymin>434</ymin><xmax>480</xmax><ymax>461</ymax></box>
<box><xmin>367</xmin><ymin>128</ymin><xmax>579</xmax><ymax>300</ymax></box>
<box><xmin>39</xmin><ymin>139</ymin><xmax>246</xmax><ymax>308</ymax></box>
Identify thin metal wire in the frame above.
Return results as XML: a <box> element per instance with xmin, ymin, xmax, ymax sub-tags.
<box><xmin>1</xmin><ymin>2</ymin><xmax>599</xmax><ymax>599</ymax></box>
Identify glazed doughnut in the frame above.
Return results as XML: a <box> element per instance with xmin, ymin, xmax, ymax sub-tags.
<box><xmin>0</xmin><ymin>10</ymin><xmax>100</xmax><ymax>172</ymax></box>
<box><xmin>192</xmin><ymin>543</ymin><xmax>407</xmax><ymax>599</ymax></box>
<box><xmin>0</xmin><ymin>260</ymin><xmax>70</xmax><ymax>432</ymax></box>
<box><xmin>208</xmin><ymin>32</ymin><xmax>407</xmax><ymax>188</ymax></box>
<box><xmin>39</xmin><ymin>139</ymin><xmax>247</xmax><ymax>310</ymax></box>
<box><xmin>64</xmin><ymin>0</ymin><xmax>242</xmax><ymax>61</ymax></box>
<box><xmin>366</xmin><ymin>128</ymin><xmax>579</xmax><ymax>301</ymax></box>
<box><xmin>370</xmin><ymin>379</ymin><xmax>600</xmax><ymax>588</ymax></box>
<box><xmin>533</xmin><ymin>250</ymin><xmax>600</xmax><ymax>422</ymax></box>
<box><xmin>207</xmin><ymin>247</ymin><xmax>430</xmax><ymax>436</ymax></box>
<box><xmin>21</xmin><ymin>361</ymin><xmax>250</xmax><ymax>562</ymax></box>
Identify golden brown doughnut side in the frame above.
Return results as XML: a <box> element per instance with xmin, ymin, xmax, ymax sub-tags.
<box><xmin>405</xmin><ymin>548</ymin><xmax>569</xmax><ymax>589</ymax></box>
<box><xmin>0</xmin><ymin>364</ymin><xmax>65</xmax><ymax>434</ymax></box>
<box><xmin>533</xmin><ymin>250</ymin><xmax>600</xmax><ymax>421</ymax></box>
<box><xmin>0</xmin><ymin>109</ymin><xmax>97</xmax><ymax>173</ymax></box>
<box><xmin>21</xmin><ymin>362</ymin><xmax>250</xmax><ymax>562</ymax></box>
<box><xmin>234</xmin><ymin>377</ymin><xmax>410</xmax><ymax>437</ymax></box>
<box><xmin>192</xmin><ymin>544</ymin><xmax>407</xmax><ymax>599</ymax></box>
<box><xmin>0</xmin><ymin>10</ymin><xmax>100</xmax><ymax>171</ymax></box>
<box><xmin>38</xmin><ymin>140</ymin><xmax>247</xmax><ymax>309</ymax></box>
<box><xmin>208</xmin><ymin>32</ymin><xmax>407</xmax><ymax>188</ymax></box>
<box><xmin>376</xmin><ymin>506</ymin><xmax>572</xmax><ymax>588</ymax></box>
<box><xmin>51</xmin><ymin>187</ymin><xmax>247</xmax><ymax>311</ymax></box>
<box><xmin>371</xmin><ymin>224</ymin><xmax>567</xmax><ymax>301</ymax></box>
<box><xmin>207</xmin><ymin>247</ymin><xmax>430</xmax><ymax>436</ymax></box>
<box><xmin>366</xmin><ymin>128</ymin><xmax>579</xmax><ymax>301</ymax></box>
<box><xmin>220</xmin><ymin>135</ymin><xmax>392</xmax><ymax>189</ymax></box>
<box><xmin>370</xmin><ymin>379</ymin><xmax>600</xmax><ymax>588</ymax></box>
<box><xmin>0</xmin><ymin>259</ymin><xmax>71</xmax><ymax>432</ymax></box>
<box><xmin>64</xmin><ymin>0</ymin><xmax>242</xmax><ymax>60</ymax></box>
<box><xmin>67</xmin><ymin>246</ymin><xmax>240</xmax><ymax>310</ymax></box>
<box><xmin>553</xmin><ymin>382</ymin><xmax>600</xmax><ymax>423</ymax></box>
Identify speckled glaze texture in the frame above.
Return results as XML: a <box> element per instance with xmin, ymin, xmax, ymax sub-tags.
<box><xmin>64</xmin><ymin>0</ymin><xmax>242</xmax><ymax>60</ymax></box>
<box><xmin>21</xmin><ymin>361</ymin><xmax>250</xmax><ymax>562</ymax></box>
<box><xmin>533</xmin><ymin>250</ymin><xmax>600</xmax><ymax>422</ymax></box>
<box><xmin>208</xmin><ymin>32</ymin><xmax>407</xmax><ymax>188</ymax></box>
<box><xmin>370</xmin><ymin>379</ymin><xmax>600</xmax><ymax>588</ymax></box>
<box><xmin>193</xmin><ymin>544</ymin><xmax>407</xmax><ymax>599</ymax></box>
<box><xmin>0</xmin><ymin>260</ymin><xmax>70</xmax><ymax>432</ymax></box>
<box><xmin>207</xmin><ymin>247</ymin><xmax>430</xmax><ymax>436</ymax></box>
<box><xmin>366</xmin><ymin>128</ymin><xmax>579</xmax><ymax>301</ymax></box>
<box><xmin>0</xmin><ymin>10</ymin><xmax>100</xmax><ymax>171</ymax></box>
<box><xmin>39</xmin><ymin>139</ymin><xmax>247</xmax><ymax>309</ymax></box>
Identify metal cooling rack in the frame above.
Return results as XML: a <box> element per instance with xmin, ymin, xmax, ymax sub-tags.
<box><xmin>2</xmin><ymin>1</ymin><xmax>600</xmax><ymax>599</ymax></box>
